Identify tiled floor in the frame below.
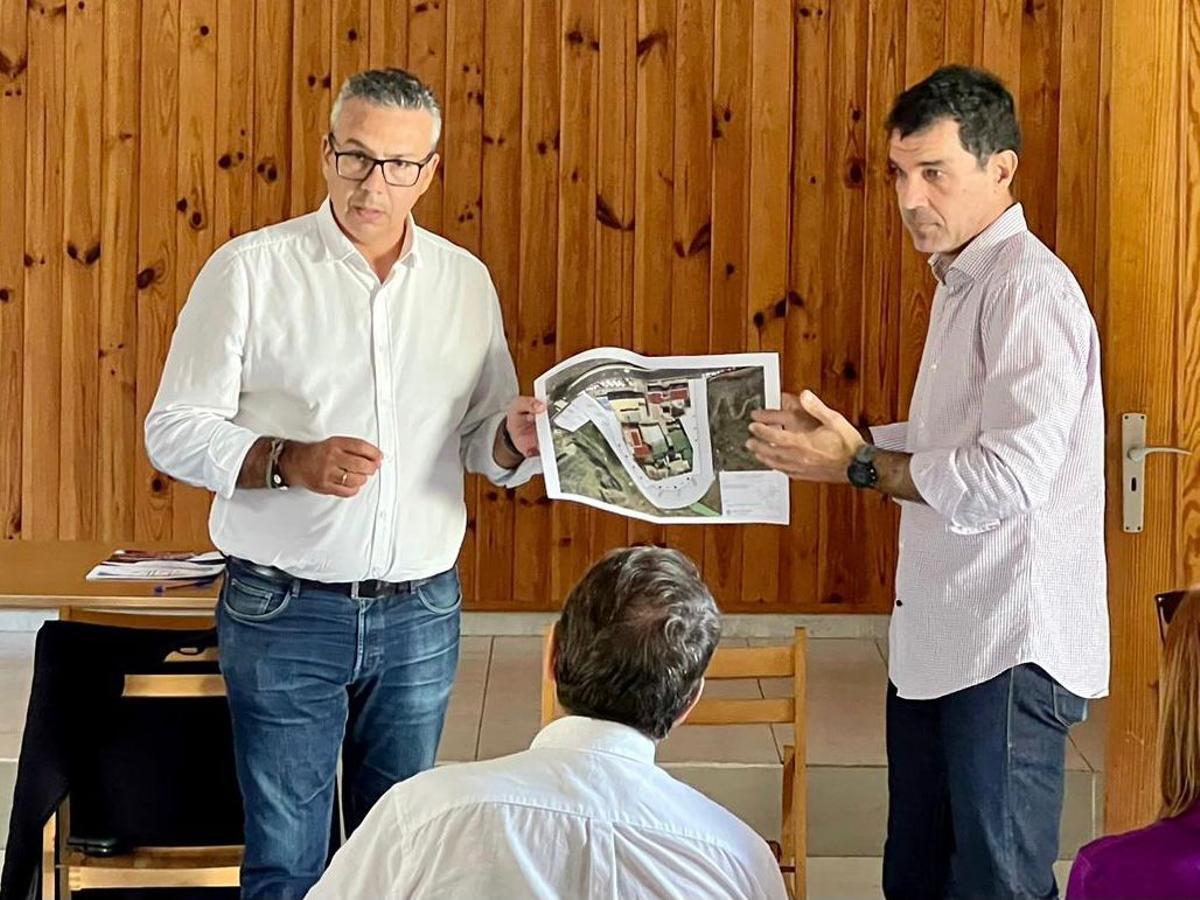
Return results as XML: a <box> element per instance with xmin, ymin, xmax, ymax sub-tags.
<box><xmin>0</xmin><ymin>631</ymin><xmax>1104</xmax><ymax>898</ymax></box>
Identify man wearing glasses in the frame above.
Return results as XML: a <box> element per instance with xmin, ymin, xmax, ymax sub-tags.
<box><xmin>145</xmin><ymin>68</ymin><xmax>543</xmax><ymax>899</ymax></box>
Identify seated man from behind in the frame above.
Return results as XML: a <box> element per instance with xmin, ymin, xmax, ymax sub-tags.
<box><xmin>307</xmin><ymin>546</ymin><xmax>788</xmax><ymax>899</ymax></box>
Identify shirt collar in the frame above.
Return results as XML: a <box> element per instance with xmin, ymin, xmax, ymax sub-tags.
<box><xmin>928</xmin><ymin>202</ymin><xmax>1027</xmax><ymax>287</ymax></box>
<box><xmin>530</xmin><ymin>716</ymin><xmax>657</xmax><ymax>765</ymax></box>
<box><xmin>314</xmin><ymin>197</ymin><xmax>423</xmax><ymax>273</ymax></box>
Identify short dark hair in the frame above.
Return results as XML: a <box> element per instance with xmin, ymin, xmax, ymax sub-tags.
<box><xmin>331</xmin><ymin>68</ymin><xmax>442</xmax><ymax>145</ymax></box>
<box><xmin>553</xmin><ymin>547</ymin><xmax>721</xmax><ymax>740</ymax></box>
<box><xmin>886</xmin><ymin>65</ymin><xmax>1021</xmax><ymax>165</ymax></box>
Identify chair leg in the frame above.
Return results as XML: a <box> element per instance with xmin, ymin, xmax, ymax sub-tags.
<box><xmin>782</xmin><ymin>746</ymin><xmax>796</xmax><ymax>898</ymax></box>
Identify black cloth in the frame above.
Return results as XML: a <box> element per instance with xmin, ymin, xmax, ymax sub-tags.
<box><xmin>0</xmin><ymin>621</ymin><xmax>243</xmax><ymax>900</ymax></box>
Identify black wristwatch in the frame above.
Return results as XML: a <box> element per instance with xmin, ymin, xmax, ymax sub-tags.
<box><xmin>847</xmin><ymin>444</ymin><xmax>879</xmax><ymax>490</ymax></box>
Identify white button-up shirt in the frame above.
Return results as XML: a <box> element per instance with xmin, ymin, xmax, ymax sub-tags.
<box><xmin>146</xmin><ymin>200</ymin><xmax>538</xmax><ymax>583</ymax></box>
<box><xmin>307</xmin><ymin>716</ymin><xmax>787</xmax><ymax>900</ymax></box>
<box><xmin>871</xmin><ymin>204</ymin><xmax>1109</xmax><ymax>701</ymax></box>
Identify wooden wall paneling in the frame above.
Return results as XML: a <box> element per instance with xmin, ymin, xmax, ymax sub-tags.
<box><xmin>23</xmin><ymin>0</ymin><xmax>68</xmax><ymax>540</ymax></box>
<box><xmin>979</xmin><ymin>0</ymin><xmax>1021</xmax><ymax>95</ymax></box>
<box><xmin>333</xmin><ymin>0</ymin><xmax>370</xmax><ymax>98</ymax></box>
<box><xmin>552</xmin><ymin>0</ymin><xmax>600</xmax><ymax>601</ymax></box>
<box><xmin>291</xmin><ymin>0</ymin><xmax>332</xmax><ymax>218</ymax></box>
<box><xmin>171</xmin><ymin>0</ymin><xmax>219</xmax><ymax>544</ymax></box>
<box><xmin>1103</xmin><ymin>0</ymin><xmax>1181</xmax><ymax>833</ymax></box>
<box><xmin>513</xmin><ymin>0</ymin><xmax>561</xmax><ymax>606</ymax></box>
<box><xmin>943</xmin><ymin>0</ymin><xmax>980</xmax><ymax>64</ymax></box>
<box><xmin>740</xmin><ymin>0</ymin><xmax>790</xmax><ymax>609</ymax></box>
<box><xmin>588</xmin><ymin>0</ymin><xmax>637</xmax><ymax>565</ymax></box>
<box><xmin>369</xmin><ymin>0</ymin><xmax>408</xmax><ymax>66</ymax></box>
<box><xmin>134</xmin><ymin>0</ymin><xmax>180</xmax><ymax>540</ymax></box>
<box><xmin>444</xmin><ymin>0</ymin><xmax>486</xmax><ymax>602</ymax></box>
<box><xmin>861</xmin><ymin>0</ymin><xmax>906</xmax><ymax>609</ymax></box>
<box><xmin>665</xmin><ymin>0</ymin><xmax>712</xmax><ymax>575</ymax></box>
<box><xmin>1018</xmin><ymin>0</ymin><xmax>1061</xmax><ymax>245</ymax></box>
<box><xmin>214</xmin><ymin>0</ymin><xmax>255</xmax><ymax>248</ymax></box>
<box><xmin>628</xmin><ymin>0</ymin><xmax>674</xmax><ymax>552</ymax></box>
<box><xmin>477</xmin><ymin>0</ymin><xmax>523</xmax><ymax>605</ymax></box>
<box><xmin>1179</xmin><ymin>0</ymin><xmax>1200</xmax><ymax>589</ymax></box>
<box><xmin>703</xmin><ymin>0</ymin><xmax>751</xmax><ymax>604</ymax></box>
<box><xmin>1055</xmin><ymin>0</ymin><xmax>1102</xmax><ymax>303</ymax></box>
<box><xmin>0</xmin><ymin>1</ymin><xmax>27</xmax><ymax>539</ymax></box>
<box><xmin>407</xmin><ymin>0</ymin><xmax>446</xmax><ymax>231</ymax></box>
<box><xmin>817</xmin><ymin>0</ymin><xmax>868</xmax><ymax>609</ymax></box>
<box><xmin>253</xmin><ymin>0</ymin><xmax>293</xmax><ymax>228</ymax></box>
<box><xmin>782</xmin><ymin>0</ymin><xmax>830</xmax><ymax>609</ymax></box>
<box><xmin>98</xmin><ymin>0</ymin><xmax>143</xmax><ymax>541</ymax></box>
<box><xmin>60</xmin><ymin>0</ymin><xmax>104</xmax><ymax>539</ymax></box>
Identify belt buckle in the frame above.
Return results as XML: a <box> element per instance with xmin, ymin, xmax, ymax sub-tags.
<box><xmin>352</xmin><ymin>580</ymin><xmax>386</xmax><ymax>600</ymax></box>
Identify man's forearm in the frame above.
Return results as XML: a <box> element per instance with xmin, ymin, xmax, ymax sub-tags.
<box><xmin>236</xmin><ymin>437</ymin><xmax>274</xmax><ymax>489</ymax></box>
<box><xmin>875</xmin><ymin>450</ymin><xmax>926</xmax><ymax>504</ymax></box>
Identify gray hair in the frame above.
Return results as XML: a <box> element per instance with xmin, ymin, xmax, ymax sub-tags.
<box><xmin>553</xmin><ymin>547</ymin><xmax>722</xmax><ymax>740</ymax></box>
<box><xmin>330</xmin><ymin>68</ymin><xmax>443</xmax><ymax>148</ymax></box>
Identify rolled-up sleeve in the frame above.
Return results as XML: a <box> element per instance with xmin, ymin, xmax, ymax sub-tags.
<box><xmin>458</xmin><ymin>280</ymin><xmax>541</xmax><ymax>488</ymax></box>
<box><xmin>869</xmin><ymin>422</ymin><xmax>909</xmax><ymax>452</ymax></box>
<box><xmin>144</xmin><ymin>248</ymin><xmax>260</xmax><ymax>500</ymax></box>
<box><xmin>910</xmin><ymin>274</ymin><xmax>1094</xmax><ymax>533</ymax></box>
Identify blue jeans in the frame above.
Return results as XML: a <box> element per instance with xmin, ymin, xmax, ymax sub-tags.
<box><xmin>883</xmin><ymin>664</ymin><xmax>1088</xmax><ymax>900</ymax></box>
<box><xmin>216</xmin><ymin>558</ymin><xmax>461</xmax><ymax>899</ymax></box>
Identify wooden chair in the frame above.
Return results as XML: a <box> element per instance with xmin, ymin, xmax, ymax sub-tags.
<box><xmin>541</xmin><ymin>625</ymin><xmax>808</xmax><ymax>899</ymax></box>
<box><xmin>43</xmin><ymin>608</ymin><xmax>240</xmax><ymax>898</ymax></box>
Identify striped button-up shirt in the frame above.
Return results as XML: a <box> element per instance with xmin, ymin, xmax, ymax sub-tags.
<box><xmin>871</xmin><ymin>203</ymin><xmax>1109</xmax><ymax>701</ymax></box>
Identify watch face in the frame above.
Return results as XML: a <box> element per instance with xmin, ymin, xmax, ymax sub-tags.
<box><xmin>848</xmin><ymin>461</ymin><xmax>878</xmax><ymax>489</ymax></box>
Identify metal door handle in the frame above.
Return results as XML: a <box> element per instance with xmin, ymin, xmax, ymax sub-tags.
<box><xmin>1123</xmin><ymin>413</ymin><xmax>1192</xmax><ymax>533</ymax></box>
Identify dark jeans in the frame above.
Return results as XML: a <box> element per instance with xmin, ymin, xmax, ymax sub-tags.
<box><xmin>884</xmin><ymin>664</ymin><xmax>1088</xmax><ymax>900</ymax></box>
<box><xmin>216</xmin><ymin>558</ymin><xmax>461</xmax><ymax>900</ymax></box>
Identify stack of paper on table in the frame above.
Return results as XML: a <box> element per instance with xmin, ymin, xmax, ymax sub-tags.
<box><xmin>86</xmin><ymin>550</ymin><xmax>226</xmax><ymax>582</ymax></box>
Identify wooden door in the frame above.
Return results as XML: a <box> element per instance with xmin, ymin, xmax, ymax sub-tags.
<box><xmin>1102</xmin><ymin>0</ymin><xmax>1200</xmax><ymax>833</ymax></box>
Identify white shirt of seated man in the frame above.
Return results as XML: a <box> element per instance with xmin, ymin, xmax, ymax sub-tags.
<box><xmin>306</xmin><ymin>655</ymin><xmax>787</xmax><ymax>899</ymax></box>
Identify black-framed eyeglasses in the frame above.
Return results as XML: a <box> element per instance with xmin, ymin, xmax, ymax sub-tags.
<box><xmin>327</xmin><ymin>133</ymin><xmax>435</xmax><ymax>187</ymax></box>
<box><xmin>1156</xmin><ymin>589</ymin><xmax>1189</xmax><ymax>643</ymax></box>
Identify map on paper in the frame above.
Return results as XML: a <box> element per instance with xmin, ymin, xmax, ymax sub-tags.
<box><xmin>534</xmin><ymin>348</ymin><xmax>790</xmax><ymax>525</ymax></box>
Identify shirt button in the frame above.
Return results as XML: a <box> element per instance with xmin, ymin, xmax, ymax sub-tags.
<box><xmin>896</xmin><ymin>600</ymin><xmax>904</xmax><ymax>608</ymax></box>
<box><xmin>930</xmin><ymin>363</ymin><xmax>938</xmax><ymax>371</ymax></box>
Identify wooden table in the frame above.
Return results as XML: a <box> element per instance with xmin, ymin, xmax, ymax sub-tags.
<box><xmin>0</xmin><ymin>541</ymin><xmax>219</xmax><ymax>613</ymax></box>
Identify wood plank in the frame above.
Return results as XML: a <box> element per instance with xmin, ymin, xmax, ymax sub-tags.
<box><xmin>705</xmin><ymin>644</ymin><xmax>793</xmax><ymax>679</ymax></box>
<box><xmin>552</xmin><ymin>0</ymin><xmax>600</xmax><ymax>601</ymax></box>
<box><xmin>860</xmin><ymin>0</ymin><xmax>906</xmax><ymax>612</ymax></box>
<box><xmin>628</xmin><ymin>0</ymin><xmax>674</xmax><ymax>552</ymax></box>
<box><xmin>253</xmin><ymin>0</ymin><xmax>293</xmax><ymax>228</ymax></box>
<box><xmin>369</xmin><ymin>0</ymin><xmax>408</xmax><ymax>66</ymax></box>
<box><xmin>740</xmin><ymin>0</ymin><xmax>791</xmax><ymax>609</ymax></box>
<box><xmin>664</xmin><ymin>0</ymin><xmax>712</xmax><ymax>577</ymax></box>
<box><xmin>333</xmin><ymin>0</ymin><xmax>370</xmax><ymax>99</ymax></box>
<box><xmin>705</xmin><ymin>0</ymin><xmax>752</xmax><ymax>603</ymax></box>
<box><xmin>135</xmin><ymin>0</ymin><xmax>180</xmax><ymax>541</ymax></box>
<box><xmin>1179</xmin><ymin>0</ymin><xmax>1200</xmax><ymax>591</ymax></box>
<box><xmin>0</xmin><ymin>0</ymin><xmax>27</xmax><ymax>539</ymax></box>
<box><xmin>291</xmin><ymin>0</ymin><xmax>333</xmax><ymax>216</ymax></box>
<box><xmin>1103</xmin><ymin>0</ymin><xmax>1181</xmax><ymax>833</ymax></box>
<box><xmin>979</xmin><ymin>0</ymin><xmax>1021</xmax><ymax>95</ymax></box>
<box><xmin>23</xmin><ymin>0</ymin><xmax>68</xmax><ymax>539</ymax></box>
<box><xmin>687</xmin><ymin>697</ymin><xmax>794</xmax><ymax>725</ymax></box>
<box><xmin>172</xmin><ymin>0</ymin><xmax>219</xmax><ymax>544</ymax></box>
<box><xmin>513</xmin><ymin>0</ymin><xmax>561</xmax><ymax>607</ymax></box>
<box><xmin>1055</xmin><ymin>0</ymin><xmax>1102</xmax><ymax>302</ymax></box>
<box><xmin>782</xmin><ymin>0</ymin><xmax>830</xmax><ymax>610</ymax></box>
<box><xmin>214</xmin><ymin>0</ymin><xmax>255</xmax><ymax>246</ymax></box>
<box><xmin>943</xmin><ymin>0</ymin><xmax>980</xmax><ymax>64</ymax></box>
<box><xmin>123</xmin><ymin>673</ymin><xmax>226</xmax><ymax>697</ymax></box>
<box><xmin>476</xmin><ymin>0</ymin><xmax>523</xmax><ymax>606</ymax></box>
<box><xmin>444</xmin><ymin>0</ymin><xmax>486</xmax><ymax>604</ymax></box>
<box><xmin>99</xmin><ymin>0</ymin><xmax>143</xmax><ymax>541</ymax></box>
<box><xmin>588</xmin><ymin>0</ymin><xmax>637</xmax><ymax>565</ymax></box>
<box><xmin>407</xmin><ymin>0</ymin><xmax>447</xmax><ymax>232</ymax></box>
<box><xmin>1017</xmin><ymin>0</ymin><xmax>1061</xmax><ymax>245</ymax></box>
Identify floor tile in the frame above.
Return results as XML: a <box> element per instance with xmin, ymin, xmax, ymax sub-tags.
<box><xmin>437</xmin><ymin>637</ymin><xmax>491</xmax><ymax>763</ymax></box>
<box><xmin>476</xmin><ymin>637</ymin><xmax>543</xmax><ymax>760</ymax></box>
<box><xmin>1071</xmin><ymin>698</ymin><xmax>1106</xmax><ymax>772</ymax></box>
<box><xmin>807</xmin><ymin>857</ymin><xmax>884</xmax><ymax>900</ymax></box>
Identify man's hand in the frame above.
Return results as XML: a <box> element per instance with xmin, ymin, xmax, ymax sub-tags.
<box><xmin>280</xmin><ymin>436</ymin><xmax>383</xmax><ymax>497</ymax></box>
<box><xmin>747</xmin><ymin>390</ymin><xmax>866</xmax><ymax>483</ymax></box>
<box><xmin>494</xmin><ymin>397</ymin><xmax>546</xmax><ymax>468</ymax></box>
